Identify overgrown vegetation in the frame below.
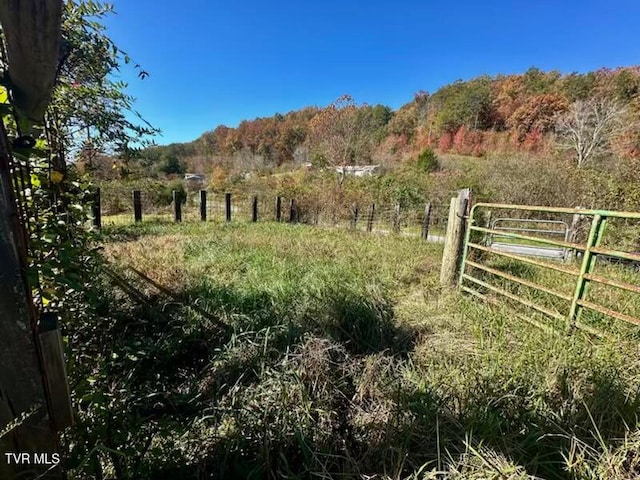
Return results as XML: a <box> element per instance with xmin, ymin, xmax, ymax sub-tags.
<box><xmin>87</xmin><ymin>66</ymin><xmax>640</xmax><ymax>179</ymax></box>
<box><xmin>62</xmin><ymin>222</ymin><xmax>640</xmax><ymax>479</ymax></box>
<box><xmin>3</xmin><ymin>2</ymin><xmax>640</xmax><ymax>479</ymax></box>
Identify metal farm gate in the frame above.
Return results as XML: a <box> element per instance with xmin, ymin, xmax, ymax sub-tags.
<box><xmin>459</xmin><ymin>203</ymin><xmax>640</xmax><ymax>333</ymax></box>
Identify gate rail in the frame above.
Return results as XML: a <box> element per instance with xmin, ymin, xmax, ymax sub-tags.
<box><xmin>459</xmin><ymin>203</ymin><xmax>640</xmax><ymax>331</ymax></box>
<box><xmin>489</xmin><ymin>217</ymin><xmax>570</xmax><ymax>260</ymax></box>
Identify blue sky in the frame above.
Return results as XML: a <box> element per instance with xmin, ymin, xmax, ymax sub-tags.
<box><xmin>105</xmin><ymin>0</ymin><xmax>640</xmax><ymax>145</ymax></box>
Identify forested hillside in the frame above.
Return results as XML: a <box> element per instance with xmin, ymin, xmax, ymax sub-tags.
<box><xmin>103</xmin><ymin>66</ymin><xmax>640</xmax><ymax>177</ymax></box>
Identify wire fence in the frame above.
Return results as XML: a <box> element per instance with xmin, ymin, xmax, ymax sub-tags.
<box><xmin>94</xmin><ymin>187</ymin><xmax>452</xmax><ymax>242</ymax></box>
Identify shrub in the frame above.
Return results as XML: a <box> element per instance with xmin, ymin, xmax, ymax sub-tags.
<box><xmin>158</xmin><ymin>180</ymin><xmax>186</xmax><ymax>205</ymax></box>
<box><xmin>416</xmin><ymin>148</ymin><xmax>439</xmax><ymax>173</ymax></box>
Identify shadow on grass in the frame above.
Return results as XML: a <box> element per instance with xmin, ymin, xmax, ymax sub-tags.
<box><xmin>67</xmin><ymin>272</ymin><xmax>416</xmax><ymax>478</ymax></box>
<box><xmin>68</xmin><ymin>271</ymin><xmax>640</xmax><ymax>480</ymax></box>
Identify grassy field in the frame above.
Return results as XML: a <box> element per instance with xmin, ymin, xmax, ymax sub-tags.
<box><xmin>66</xmin><ymin>221</ymin><xmax>640</xmax><ymax>479</ymax></box>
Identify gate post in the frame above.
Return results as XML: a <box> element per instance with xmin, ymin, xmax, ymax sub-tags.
<box><xmin>440</xmin><ymin>188</ymin><xmax>471</xmax><ymax>287</ymax></box>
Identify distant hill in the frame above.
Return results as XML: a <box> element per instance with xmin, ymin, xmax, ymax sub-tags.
<box><xmin>137</xmin><ymin>66</ymin><xmax>640</xmax><ymax>174</ymax></box>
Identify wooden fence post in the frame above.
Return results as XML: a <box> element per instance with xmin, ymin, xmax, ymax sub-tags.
<box><xmin>566</xmin><ymin>206</ymin><xmax>584</xmax><ymax>262</ymax></box>
<box><xmin>367</xmin><ymin>203</ymin><xmax>375</xmax><ymax>233</ymax></box>
<box><xmin>351</xmin><ymin>204</ymin><xmax>359</xmax><ymax>230</ymax></box>
<box><xmin>225</xmin><ymin>193</ymin><xmax>232</xmax><ymax>222</ymax></box>
<box><xmin>37</xmin><ymin>313</ymin><xmax>73</xmax><ymax>431</ymax></box>
<box><xmin>440</xmin><ymin>189</ymin><xmax>471</xmax><ymax>287</ymax></box>
<box><xmin>173</xmin><ymin>190</ymin><xmax>182</xmax><ymax>222</ymax></box>
<box><xmin>0</xmin><ymin>122</ymin><xmax>60</xmax><ymax>479</ymax></box>
<box><xmin>252</xmin><ymin>196</ymin><xmax>258</xmax><ymax>222</ymax></box>
<box><xmin>289</xmin><ymin>199</ymin><xmax>296</xmax><ymax>223</ymax></box>
<box><xmin>392</xmin><ymin>204</ymin><xmax>401</xmax><ymax>233</ymax></box>
<box><xmin>92</xmin><ymin>187</ymin><xmax>101</xmax><ymax>229</ymax></box>
<box><xmin>200</xmin><ymin>190</ymin><xmax>207</xmax><ymax>221</ymax></box>
<box><xmin>133</xmin><ymin>190</ymin><xmax>142</xmax><ymax>222</ymax></box>
<box><xmin>484</xmin><ymin>210</ymin><xmax>493</xmax><ymax>246</ymax></box>
<box><xmin>275</xmin><ymin>196</ymin><xmax>282</xmax><ymax>222</ymax></box>
<box><xmin>421</xmin><ymin>202</ymin><xmax>432</xmax><ymax>240</ymax></box>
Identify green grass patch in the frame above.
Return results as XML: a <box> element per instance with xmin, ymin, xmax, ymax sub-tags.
<box><xmin>65</xmin><ymin>222</ymin><xmax>640</xmax><ymax>479</ymax></box>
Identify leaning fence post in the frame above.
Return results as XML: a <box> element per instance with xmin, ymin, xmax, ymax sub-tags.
<box><xmin>225</xmin><ymin>193</ymin><xmax>232</xmax><ymax>222</ymax></box>
<box><xmin>392</xmin><ymin>204</ymin><xmax>401</xmax><ymax>233</ymax></box>
<box><xmin>200</xmin><ymin>190</ymin><xmax>207</xmax><ymax>221</ymax></box>
<box><xmin>289</xmin><ymin>199</ymin><xmax>296</xmax><ymax>223</ymax></box>
<box><xmin>252</xmin><ymin>196</ymin><xmax>258</xmax><ymax>222</ymax></box>
<box><xmin>173</xmin><ymin>190</ymin><xmax>182</xmax><ymax>222</ymax></box>
<box><xmin>421</xmin><ymin>202</ymin><xmax>432</xmax><ymax>240</ymax></box>
<box><xmin>133</xmin><ymin>190</ymin><xmax>142</xmax><ymax>223</ymax></box>
<box><xmin>92</xmin><ymin>187</ymin><xmax>101</xmax><ymax>229</ymax></box>
<box><xmin>367</xmin><ymin>203</ymin><xmax>375</xmax><ymax>233</ymax></box>
<box><xmin>275</xmin><ymin>196</ymin><xmax>282</xmax><ymax>222</ymax></box>
<box><xmin>440</xmin><ymin>188</ymin><xmax>471</xmax><ymax>287</ymax></box>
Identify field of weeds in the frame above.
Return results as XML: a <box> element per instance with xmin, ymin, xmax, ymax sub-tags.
<box><xmin>65</xmin><ymin>221</ymin><xmax>640</xmax><ymax>479</ymax></box>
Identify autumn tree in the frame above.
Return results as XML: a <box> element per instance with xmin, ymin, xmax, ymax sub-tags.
<box><xmin>307</xmin><ymin>95</ymin><xmax>385</xmax><ymax>169</ymax></box>
<box><xmin>555</xmin><ymin>98</ymin><xmax>630</xmax><ymax>168</ymax></box>
<box><xmin>431</xmin><ymin>77</ymin><xmax>496</xmax><ymax>132</ymax></box>
<box><xmin>508</xmin><ymin>94</ymin><xmax>568</xmax><ymax>141</ymax></box>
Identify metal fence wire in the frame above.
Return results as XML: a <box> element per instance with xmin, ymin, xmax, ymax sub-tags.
<box><xmin>94</xmin><ymin>186</ymin><xmax>451</xmax><ymax>242</ymax></box>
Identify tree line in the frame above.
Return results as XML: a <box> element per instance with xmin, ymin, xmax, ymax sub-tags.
<box><xmin>101</xmin><ymin>66</ymin><xmax>640</xmax><ymax>179</ymax></box>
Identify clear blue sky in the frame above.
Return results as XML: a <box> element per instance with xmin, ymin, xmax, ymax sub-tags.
<box><xmin>105</xmin><ymin>0</ymin><xmax>640</xmax><ymax>145</ymax></box>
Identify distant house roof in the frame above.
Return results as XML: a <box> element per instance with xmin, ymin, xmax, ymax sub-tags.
<box><xmin>335</xmin><ymin>165</ymin><xmax>379</xmax><ymax>177</ymax></box>
<box><xmin>184</xmin><ymin>173</ymin><xmax>205</xmax><ymax>182</ymax></box>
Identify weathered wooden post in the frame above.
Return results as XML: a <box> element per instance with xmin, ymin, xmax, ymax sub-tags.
<box><xmin>484</xmin><ymin>210</ymin><xmax>493</xmax><ymax>246</ymax></box>
<box><xmin>289</xmin><ymin>198</ymin><xmax>296</xmax><ymax>223</ymax></box>
<box><xmin>440</xmin><ymin>188</ymin><xmax>471</xmax><ymax>287</ymax></box>
<box><xmin>92</xmin><ymin>187</ymin><xmax>101</xmax><ymax>229</ymax></box>
<box><xmin>275</xmin><ymin>196</ymin><xmax>282</xmax><ymax>222</ymax></box>
<box><xmin>252</xmin><ymin>196</ymin><xmax>258</xmax><ymax>222</ymax></box>
<box><xmin>225</xmin><ymin>192</ymin><xmax>232</xmax><ymax>222</ymax></box>
<box><xmin>0</xmin><ymin>123</ymin><xmax>61</xmax><ymax>479</ymax></box>
<box><xmin>392</xmin><ymin>203</ymin><xmax>401</xmax><ymax>233</ymax></box>
<box><xmin>173</xmin><ymin>190</ymin><xmax>182</xmax><ymax>222</ymax></box>
<box><xmin>200</xmin><ymin>190</ymin><xmax>207</xmax><ymax>221</ymax></box>
<box><xmin>351</xmin><ymin>203</ymin><xmax>359</xmax><ymax>230</ymax></box>
<box><xmin>133</xmin><ymin>190</ymin><xmax>142</xmax><ymax>222</ymax></box>
<box><xmin>421</xmin><ymin>202</ymin><xmax>432</xmax><ymax>240</ymax></box>
<box><xmin>0</xmin><ymin>3</ymin><xmax>70</xmax><ymax>476</ymax></box>
<box><xmin>37</xmin><ymin>312</ymin><xmax>73</xmax><ymax>432</ymax></box>
<box><xmin>566</xmin><ymin>206</ymin><xmax>584</xmax><ymax>262</ymax></box>
<box><xmin>367</xmin><ymin>203</ymin><xmax>375</xmax><ymax>233</ymax></box>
